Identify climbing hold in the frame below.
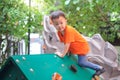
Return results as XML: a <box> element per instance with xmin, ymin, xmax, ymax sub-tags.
<box><xmin>52</xmin><ymin>72</ymin><xmax>62</xmax><ymax>80</ymax></box>
<box><xmin>29</xmin><ymin>68</ymin><xmax>34</xmax><ymax>72</ymax></box>
<box><xmin>61</xmin><ymin>64</ymin><xmax>64</xmax><ymax>67</ymax></box>
<box><xmin>70</xmin><ymin>64</ymin><xmax>77</xmax><ymax>72</ymax></box>
<box><xmin>22</xmin><ymin>57</ymin><xmax>26</xmax><ymax>60</ymax></box>
<box><xmin>15</xmin><ymin>59</ymin><xmax>20</xmax><ymax>63</ymax></box>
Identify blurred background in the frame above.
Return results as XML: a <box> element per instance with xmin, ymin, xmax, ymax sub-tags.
<box><xmin>0</xmin><ymin>0</ymin><xmax>120</xmax><ymax>66</ymax></box>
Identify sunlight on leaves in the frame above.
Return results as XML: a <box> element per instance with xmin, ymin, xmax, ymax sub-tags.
<box><xmin>65</xmin><ymin>0</ymin><xmax>71</xmax><ymax>5</ymax></box>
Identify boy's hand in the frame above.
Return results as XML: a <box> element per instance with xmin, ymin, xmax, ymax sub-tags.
<box><xmin>55</xmin><ymin>52</ymin><xmax>64</xmax><ymax>58</ymax></box>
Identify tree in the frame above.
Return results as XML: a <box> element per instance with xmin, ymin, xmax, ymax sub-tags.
<box><xmin>0</xmin><ymin>0</ymin><xmax>43</xmax><ymax>64</ymax></box>
<box><xmin>44</xmin><ymin>0</ymin><xmax>120</xmax><ymax>44</ymax></box>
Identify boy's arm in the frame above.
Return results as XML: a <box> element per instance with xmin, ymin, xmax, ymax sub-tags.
<box><xmin>55</xmin><ymin>43</ymin><xmax>70</xmax><ymax>58</ymax></box>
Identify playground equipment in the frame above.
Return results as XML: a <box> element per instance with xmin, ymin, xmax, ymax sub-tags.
<box><xmin>42</xmin><ymin>15</ymin><xmax>64</xmax><ymax>53</ymax></box>
<box><xmin>52</xmin><ymin>72</ymin><xmax>62</xmax><ymax>80</ymax></box>
<box><xmin>0</xmin><ymin>54</ymin><xmax>95</xmax><ymax>80</ymax></box>
<box><xmin>42</xmin><ymin>15</ymin><xmax>120</xmax><ymax>80</ymax></box>
<box><xmin>86</xmin><ymin>34</ymin><xmax>120</xmax><ymax>80</ymax></box>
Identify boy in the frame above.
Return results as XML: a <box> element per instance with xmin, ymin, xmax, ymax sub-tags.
<box><xmin>50</xmin><ymin>10</ymin><xmax>105</xmax><ymax>77</ymax></box>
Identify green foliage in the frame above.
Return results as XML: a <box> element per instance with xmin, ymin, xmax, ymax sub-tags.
<box><xmin>0</xmin><ymin>0</ymin><xmax>120</xmax><ymax>65</ymax></box>
<box><xmin>0</xmin><ymin>0</ymin><xmax>120</xmax><ymax>58</ymax></box>
<box><xmin>0</xmin><ymin>0</ymin><xmax>45</xmax><ymax>64</ymax></box>
<box><xmin>51</xmin><ymin>0</ymin><xmax>120</xmax><ymax>43</ymax></box>
<box><xmin>0</xmin><ymin>0</ymin><xmax>43</xmax><ymax>39</ymax></box>
<box><xmin>0</xmin><ymin>0</ymin><xmax>27</xmax><ymax>39</ymax></box>
<box><xmin>0</xmin><ymin>0</ymin><xmax>44</xmax><ymax>60</ymax></box>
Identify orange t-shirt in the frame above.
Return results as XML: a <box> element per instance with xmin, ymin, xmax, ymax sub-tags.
<box><xmin>58</xmin><ymin>25</ymin><xmax>90</xmax><ymax>55</ymax></box>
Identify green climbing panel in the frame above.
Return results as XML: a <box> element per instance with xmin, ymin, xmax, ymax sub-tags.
<box><xmin>0</xmin><ymin>54</ymin><xmax>95</xmax><ymax>80</ymax></box>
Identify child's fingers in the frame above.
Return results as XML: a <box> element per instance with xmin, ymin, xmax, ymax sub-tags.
<box><xmin>92</xmin><ymin>78</ymin><xmax>95</xmax><ymax>80</ymax></box>
<box><xmin>55</xmin><ymin>52</ymin><xmax>61</xmax><ymax>56</ymax></box>
<box><xmin>55</xmin><ymin>52</ymin><xmax>60</xmax><ymax>55</ymax></box>
<box><xmin>55</xmin><ymin>52</ymin><xmax>63</xmax><ymax>57</ymax></box>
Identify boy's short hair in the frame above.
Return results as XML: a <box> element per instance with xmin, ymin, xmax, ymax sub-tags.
<box><xmin>50</xmin><ymin>10</ymin><xmax>66</xmax><ymax>20</ymax></box>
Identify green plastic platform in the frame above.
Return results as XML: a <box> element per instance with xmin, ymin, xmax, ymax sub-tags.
<box><xmin>0</xmin><ymin>54</ymin><xmax>95</xmax><ymax>80</ymax></box>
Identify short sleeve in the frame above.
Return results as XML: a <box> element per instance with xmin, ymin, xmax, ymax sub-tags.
<box><xmin>64</xmin><ymin>27</ymin><xmax>75</xmax><ymax>43</ymax></box>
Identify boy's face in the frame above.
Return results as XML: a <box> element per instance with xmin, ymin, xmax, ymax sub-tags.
<box><xmin>52</xmin><ymin>16</ymin><xmax>67</xmax><ymax>32</ymax></box>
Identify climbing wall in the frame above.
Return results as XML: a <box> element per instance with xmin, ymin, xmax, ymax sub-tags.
<box><xmin>0</xmin><ymin>54</ymin><xmax>95</xmax><ymax>80</ymax></box>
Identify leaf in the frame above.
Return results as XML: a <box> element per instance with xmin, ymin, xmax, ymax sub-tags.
<box><xmin>65</xmin><ymin>0</ymin><xmax>71</xmax><ymax>5</ymax></box>
<box><xmin>73</xmin><ymin>0</ymin><xmax>79</xmax><ymax>4</ymax></box>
